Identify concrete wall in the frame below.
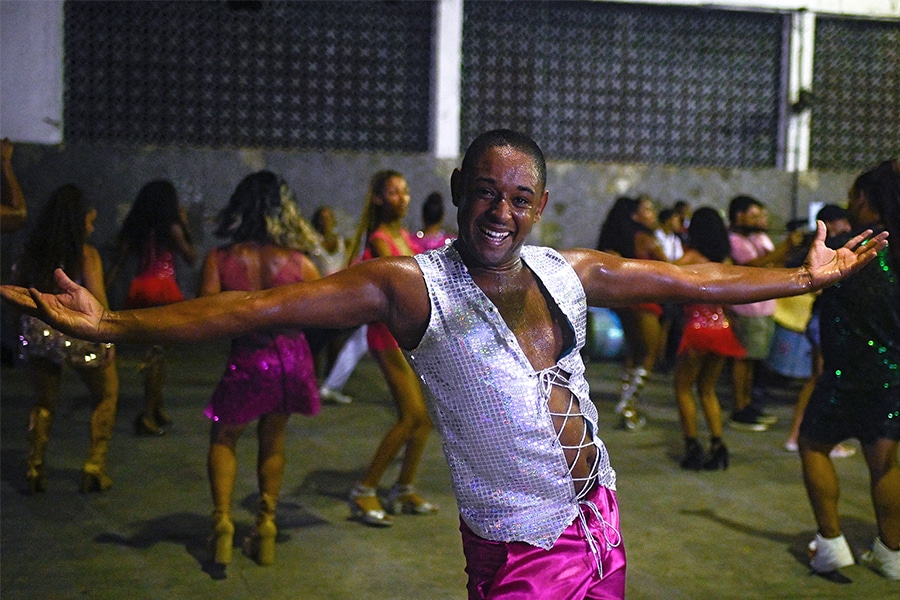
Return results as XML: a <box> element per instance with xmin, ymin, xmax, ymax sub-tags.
<box><xmin>1</xmin><ymin>141</ymin><xmax>857</xmax><ymax>306</ymax></box>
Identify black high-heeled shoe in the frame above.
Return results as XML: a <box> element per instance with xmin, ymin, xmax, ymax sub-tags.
<box><xmin>134</xmin><ymin>415</ymin><xmax>165</xmax><ymax>436</ymax></box>
<box><xmin>679</xmin><ymin>439</ymin><xmax>706</xmax><ymax>470</ymax></box>
<box><xmin>704</xmin><ymin>443</ymin><xmax>729</xmax><ymax>470</ymax></box>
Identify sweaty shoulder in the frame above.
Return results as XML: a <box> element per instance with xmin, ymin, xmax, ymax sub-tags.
<box><xmin>559</xmin><ymin>247</ymin><xmax>606</xmax><ymax>274</ymax></box>
<box><xmin>558</xmin><ymin>247</ymin><xmax>628</xmax><ymax>300</ymax></box>
<box><xmin>367</xmin><ymin>255</ymin><xmax>426</xmax><ymax>299</ymax></box>
<box><xmin>365</xmin><ymin>255</ymin><xmax>430</xmax><ymax>349</ymax></box>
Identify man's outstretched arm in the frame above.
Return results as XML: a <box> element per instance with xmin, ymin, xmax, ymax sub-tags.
<box><xmin>1</xmin><ymin>256</ymin><xmax>430</xmax><ymax>347</ymax></box>
<box><xmin>567</xmin><ymin>221</ymin><xmax>888</xmax><ymax>307</ymax></box>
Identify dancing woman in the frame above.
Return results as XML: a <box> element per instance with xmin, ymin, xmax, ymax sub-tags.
<box><xmin>16</xmin><ymin>185</ymin><xmax>119</xmax><ymax>493</ymax></box>
<box><xmin>346</xmin><ymin>170</ymin><xmax>437</xmax><ymax>526</ymax></box>
<box><xmin>597</xmin><ymin>196</ymin><xmax>668</xmax><ymax>430</ymax></box>
<box><xmin>801</xmin><ymin>159</ymin><xmax>900</xmax><ymax>579</ymax></box>
<box><xmin>673</xmin><ymin>207</ymin><xmax>746</xmax><ymax>470</ymax></box>
<box><xmin>200</xmin><ymin>171</ymin><xmax>321</xmax><ymax>566</ymax></box>
<box><xmin>107</xmin><ymin>180</ymin><xmax>196</xmax><ymax>435</ymax></box>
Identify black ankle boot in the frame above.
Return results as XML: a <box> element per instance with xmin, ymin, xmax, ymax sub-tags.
<box><xmin>704</xmin><ymin>440</ymin><xmax>729</xmax><ymax>470</ymax></box>
<box><xmin>680</xmin><ymin>438</ymin><xmax>705</xmax><ymax>470</ymax></box>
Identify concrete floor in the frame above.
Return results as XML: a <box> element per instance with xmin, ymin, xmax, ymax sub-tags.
<box><xmin>1</xmin><ymin>340</ymin><xmax>896</xmax><ymax>599</ymax></box>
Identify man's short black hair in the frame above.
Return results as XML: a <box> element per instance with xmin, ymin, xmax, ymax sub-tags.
<box><xmin>460</xmin><ymin>129</ymin><xmax>546</xmax><ymax>189</ymax></box>
<box><xmin>728</xmin><ymin>195</ymin><xmax>763</xmax><ymax>224</ymax></box>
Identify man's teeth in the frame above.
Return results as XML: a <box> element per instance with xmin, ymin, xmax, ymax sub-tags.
<box><xmin>482</xmin><ymin>229</ymin><xmax>509</xmax><ymax>241</ymax></box>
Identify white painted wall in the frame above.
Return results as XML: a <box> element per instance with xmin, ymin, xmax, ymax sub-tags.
<box><xmin>0</xmin><ymin>0</ymin><xmax>64</xmax><ymax>144</ymax></box>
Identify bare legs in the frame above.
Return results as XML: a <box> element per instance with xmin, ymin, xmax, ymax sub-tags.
<box><xmin>618</xmin><ymin>309</ymin><xmax>661</xmax><ymax>377</ymax></box>
<box><xmin>136</xmin><ymin>345</ymin><xmax>169</xmax><ymax>435</ymax></box>
<box><xmin>800</xmin><ymin>438</ymin><xmax>843</xmax><ymax>539</ymax></box>
<box><xmin>78</xmin><ymin>358</ymin><xmax>119</xmax><ymax>491</ymax></box>
<box><xmin>26</xmin><ymin>355</ymin><xmax>119</xmax><ymax>493</ymax></box>
<box><xmin>787</xmin><ymin>339</ymin><xmax>822</xmax><ymax>449</ymax></box>
<box><xmin>207</xmin><ymin>412</ymin><xmax>289</xmax><ymax>565</ymax></box>
<box><xmin>675</xmin><ymin>351</ymin><xmax>725</xmax><ymax>439</ymax></box>
<box><xmin>674</xmin><ymin>350</ymin><xmax>728</xmax><ymax>469</ymax></box>
<box><xmin>615</xmin><ymin>308</ymin><xmax>661</xmax><ymax>430</ymax></box>
<box><xmin>863</xmin><ymin>439</ymin><xmax>900</xmax><ymax>550</ymax></box>
<box><xmin>25</xmin><ymin>359</ymin><xmax>59</xmax><ymax>493</ymax></box>
<box><xmin>352</xmin><ymin>346</ymin><xmax>433</xmax><ymax>519</ymax></box>
<box><xmin>801</xmin><ymin>436</ymin><xmax>900</xmax><ymax>549</ymax></box>
<box><xmin>207</xmin><ymin>413</ymin><xmax>290</xmax><ymax>522</ymax></box>
<box><xmin>731</xmin><ymin>357</ymin><xmax>754</xmax><ymax>414</ymax></box>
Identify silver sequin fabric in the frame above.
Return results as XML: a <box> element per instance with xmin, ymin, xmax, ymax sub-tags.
<box><xmin>409</xmin><ymin>245</ymin><xmax>616</xmax><ymax>550</ymax></box>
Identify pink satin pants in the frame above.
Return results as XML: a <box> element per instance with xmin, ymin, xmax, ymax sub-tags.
<box><xmin>460</xmin><ymin>486</ymin><xmax>626</xmax><ymax>600</ymax></box>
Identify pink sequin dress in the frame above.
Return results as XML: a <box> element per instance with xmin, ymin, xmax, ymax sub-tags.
<box><xmin>205</xmin><ymin>247</ymin><xmax>321</xmax><ymax>425</ymax></box>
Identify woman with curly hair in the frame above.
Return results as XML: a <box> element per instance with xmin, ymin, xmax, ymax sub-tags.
<box><xmin>801</xmin><ymin>159</ymin><xmax>900</xmax><ymax>579</ymax></box>
<box><xmin>200</xmin><ymin>170</ymin><xmax>321</xmax><ymax>567</ymax></box>
<box><xmin>597</xmin><ymin>195</ymin><xmax>669</xmax><ymax>430</ymax></box>
<box><xmin>672</xmin><ymin>207</ymin><xmax>745</xmax><ymax>471</ymax></box>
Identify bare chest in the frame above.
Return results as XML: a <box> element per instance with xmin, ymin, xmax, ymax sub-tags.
<box><xmin>482</xmin><ymin>277</ymin><xmax>571</xmax><ymax>371</ymax></box>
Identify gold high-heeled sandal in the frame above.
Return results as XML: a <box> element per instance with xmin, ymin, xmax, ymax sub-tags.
<box><xmin>26</xmin><ymin>463</ymin><xmax>47</xmax><ymax>494</ymax></box>
<box><xmin>387</xmin><ymin>484</ymin><xmax>438</xmax><ymax>516</ymax></box>
<box><xmin>348</xmin><ymin>485</ymin><xmax>393</xmax><ymax>527</ymax></box>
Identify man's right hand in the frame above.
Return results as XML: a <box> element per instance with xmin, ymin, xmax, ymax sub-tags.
<box><xmin>1</xmin><ymin>268</ymin><xmax>109</xmax><ymax>342</ymax></box>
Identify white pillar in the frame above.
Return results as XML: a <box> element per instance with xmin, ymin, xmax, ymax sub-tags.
<box><xmin>432</xmin><ymin>0</ymin><xmax>463</xmax><ymax>159</ymax></box>
<box><xmin>784</xmin><ymin>10</ymin><xmax>816</xmax><ymax>173</ymax></box>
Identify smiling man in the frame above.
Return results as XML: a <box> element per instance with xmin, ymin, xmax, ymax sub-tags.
<box><xmin>2</xmin><ymin>129</ymin><xmax>888</xmax><ymax>600</ymax></box>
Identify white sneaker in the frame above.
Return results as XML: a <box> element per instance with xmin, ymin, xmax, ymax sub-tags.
<box><xmin>829</xmin><ymin>443</ymin><xmax>856</xmax><ymax>459</ymax></box>
<box><xmin>320</xmin><ymin>387</ymin><xmax>353</xmax><ymax>404</ymax></box>
<box><xmin>783</xmin><ymin>441</ymin><xmax>855</xmax><ymax>457</ymax></box>
<box><xmin>860</xmin><ymin>537</ymin><xmax>900</xmax><ymax>580</ymax></box>
<box><xmin>808</xmin><ymin>533</ymin><xmax>855</xmax><ymax>573</ymax></box>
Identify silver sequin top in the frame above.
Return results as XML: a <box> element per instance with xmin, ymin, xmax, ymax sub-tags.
<box><xmin>409</xmin><ymin>245</ymin><xmax>616</xmax><ymax>549</ymax></box>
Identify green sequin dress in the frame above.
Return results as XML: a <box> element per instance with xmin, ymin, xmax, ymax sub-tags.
<box><xmin>800</xmin><ymin>235</ymin><xmax>900</xmax><ymax>445</ymax></box>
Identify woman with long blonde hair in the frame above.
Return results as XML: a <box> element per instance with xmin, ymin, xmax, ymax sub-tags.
<box><xmin>200</xmin><ymin>171</ymin><xmax>321</xmax><ymax>566</ymax></box>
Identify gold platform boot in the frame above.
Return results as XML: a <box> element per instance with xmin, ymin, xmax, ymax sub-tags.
<box><xmin>616</xmin><ymin>367</ymin><xmax>648</xmax><ymax>431</ymax></box>
<box><xmin>82</xmin><ymin>397</ymin><xmax>116</xmax><ymax>492</ymax></box>
<box><xmin>243</xmin><ymin>494</ymin><xmax>277</xmax><ymax>566</ymax></box>
<box><xmin>210</xmin><ymin>510</ymin><xmax>235</xmax><ymax>565</ymax></box>
<box><xmin>26</xmin><ymin>407</ymin><xmax>52</xmax><ymax>493</ymax></box>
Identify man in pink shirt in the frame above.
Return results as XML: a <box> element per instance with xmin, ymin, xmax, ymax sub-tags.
<box><xmin>728</xmin><ymin>196</ymin><xmax>805</xmax><ymax>431</ymax></box>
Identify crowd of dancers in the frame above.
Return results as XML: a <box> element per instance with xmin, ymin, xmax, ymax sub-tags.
<box><xmin>3</xmin><ymin>145</ymin><xmax>457</xmax><ymax>568</ymax></box>
<box><xmin>2</xmin><ymin>132</ymin><xmax>897</xmax><ymax>594</ymax></box>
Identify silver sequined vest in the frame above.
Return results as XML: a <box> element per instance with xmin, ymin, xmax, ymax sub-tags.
<box><xmin>409</xmin><ymin>245</ymin><xmax>616</xmax><ymax>549</ymax></box>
